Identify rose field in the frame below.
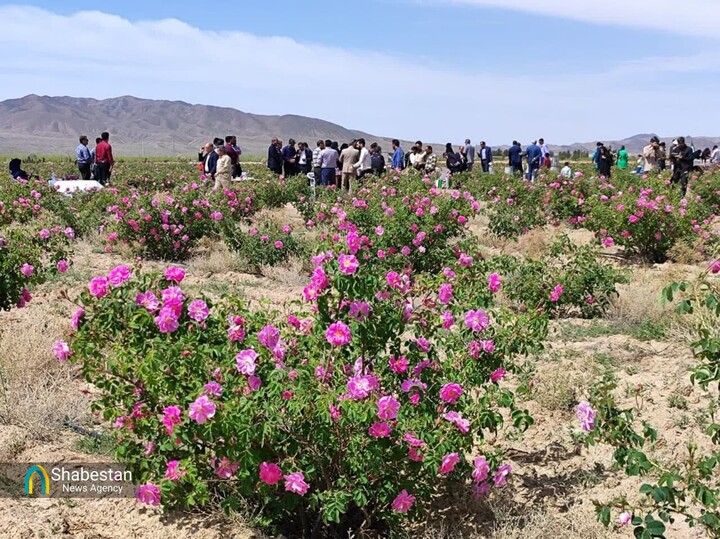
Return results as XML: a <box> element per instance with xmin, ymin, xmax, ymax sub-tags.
<box><xmin>3</xmin><ymin>160</ymin><xmax>720</xmax><ymax>539</ymax></box>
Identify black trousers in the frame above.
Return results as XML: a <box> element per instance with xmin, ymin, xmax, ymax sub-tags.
<box><xmin>78</xmin><ymin>162</ymin><xmax>92</xmax><ymax>181</ymax></box>
<box><xmin>233</xmin><ymin>163</ymin><xmax>243</xmax><ymax>178</ymax></box>
<box><xmin>95</xmin><ymin>162</ymin><xmax>111</xmax><ymax>185</ymax></box>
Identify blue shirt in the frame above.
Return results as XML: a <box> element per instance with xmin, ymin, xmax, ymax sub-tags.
<box><xmin>391</xmin><ymin>147</ymin><xmax>405</xmax><ymax>169</ymax></box>
<box><xmin>76</xmin><ymin>144</ymin><xmax>92</xmax><ymax>165</ymax></box>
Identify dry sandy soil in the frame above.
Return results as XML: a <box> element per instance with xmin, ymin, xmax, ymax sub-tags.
<box><xmin>0</xmin><ymin>209</ymin><xmax>715</xmax><ymax>539</ymax></box>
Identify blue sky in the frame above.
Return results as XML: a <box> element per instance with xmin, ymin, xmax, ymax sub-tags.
<box><xmin>1</xmin><ymin>1</ymin><xmax>718</xmax><ymax>145</ymax></box>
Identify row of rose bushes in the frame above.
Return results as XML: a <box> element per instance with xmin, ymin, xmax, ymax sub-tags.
<box><xmin>45</xmin><ymin>164</ymin><xmax>632</xmax><ymax>536</ymax></box>
<box><xmin>460</xmin><ymin>167</ymin><xmax>720</xmax><ymax>263</ymax></box>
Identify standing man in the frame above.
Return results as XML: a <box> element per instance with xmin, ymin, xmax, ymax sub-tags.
<box><xmin>319</xmin><ymin>139</ymin><xmax>339</xmax><ymax>187</ymax></box>
<box><xmin>508</xmin><ymin>141</ymin><xmax>523</xmax><ymax>175</ymax></box>
<box><xmin>339</xmin><ymin>140</ymin><xmax>360</xmax><ymax>191</ymax></box>
<box><xmin>282</xmin><ymin>139</ymin><xmax>298</xmax><ymax>176</ymax></box>
<box><xmin>711</xmin><ymin>145</ymin><xmax>720</xmax><ymax>165</ymax></box>
<box><xmin>670</xmin><ymin>136</ymin><xmax>694</xmax><ymax>197</ymax></box>
<box><xmin>312</xmin><ymin>140</ymin><xmax>324</xmax><ymax>186</ymax></box>
<box><xmin>424</xmin><ymin>145</ymin><xmax>438</xmax><ymax>175</ymax></box>
<box><xmin>391</xmin><ymin>139</ymin><xmax>405</xmax><ymax>171</ymax></box>
<box><xmin>94</xmin><ymin>131</ymin><xmax>114</xmax><ymax>186</ymax></box>
<box><xmin>525</xmin><ymin>140</ymin><xmax>542</xmax><ymax>181</ymax></box>
<box><xmin>353</xmin><ymin>138</ymin><xmax>372</xmax><ymax>180</ymax></box>
<box><xmin>267</xmin><ymin>137</ymin><xmax>283</xmax><ymax>175</ymax></box>
<box><xmin>225</xmin><ymin>136</ymin><xmax>242</xmax><ymax>178</ymax></box>
<box><xmin>75</xmin><ymin>136</ymin><xmax>92</xmax><ymax>181</ymax></box>
<box><xmin>464</xmin><ymin>139</ymin><xmax>475</xmax><ymax>172</ymax></box>
<box><xmin>479</xmin><ymin>141</ymin><xmax>493</xmax><ymax>173</ymax></box>
<box><xmin>213</xmin><ymin>145</ymin><xmax>232</xmax><ymax>192</ymax></box>
<box><xmin>643</xmin><ymin>136</ymin><xmax>660</xmax><ymax>173</ymax></box>
<box><xmin>370</xmin><ymin>143</ymin><xmax>386</xmax><ymax>176</ymax></box>
<box><xmin>539</xmin><ymin>138</ymin><xmax>549</xmax><ymax>162</ymax></box>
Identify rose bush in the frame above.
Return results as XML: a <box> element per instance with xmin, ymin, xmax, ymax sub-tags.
<box><xmin>0</xmin><ymin>223</ymin><xmax>72</xmax><ymax>310</ymax></box>
<box><xmin>575</xmin><ymin>265</ymin><xmax>720</xmax><ymax>538</ymax></box>
<box><xmin>221</xmin><ymin>221</ymin><xmax>306</xmax><ymax>272</ymax></box>
<box><xmin>59</xmin><ymin>234</ymin><xmax>547</xmax><ymax>536</ymax></box>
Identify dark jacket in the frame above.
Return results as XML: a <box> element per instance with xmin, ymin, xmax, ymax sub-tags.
<box><xmin>479</xmin><ymin>146</ymin><xmax>493</xmax><ymax>163</ymax></box>
<box><xmin>9</xmin><ymin>158</ymin><xmax>28</xmax><ymax>180</ymax></box>
<box><xmin>267</xmin><ymin>144</ymin><xmax>283</xmax><ymax>173</ymax></box>
<box><xmin>446</xmin><ymin>152</ymin><xmax>466</xmax><ymax>173</ymax></box>
<box><xmin>204</xmin><ymin>151</ymin><xmax>219</xmax><ymax>177</ymax></box>
<box><xmin>508</xmin><ymin>145</ymin><xmax>522</xmax><ymax>165</ymax></box>
<box><xmin>371</xmin><ymin>152</ymin><xmax>385</xmax><ymax>174</ymax></box>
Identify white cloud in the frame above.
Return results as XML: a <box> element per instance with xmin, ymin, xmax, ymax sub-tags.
<box><xmin>443</xmin><ymin>0</ymin><xmax>720</xmax><ymax>39</ymax></box>
<box><xmin>0</xmin><ymin>5</ymin><xmax>718</xmax><ymax>145</ymax></box>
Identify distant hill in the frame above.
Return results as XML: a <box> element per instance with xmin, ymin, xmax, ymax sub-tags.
<box><xmin>0</xmin><ymin>95</ymin><xmax>717</xmax><ymax>158</ymax></box>
<box><xmin>0</xmin><ymin>94</ymin><xmax>408</xmax><ymax>157</ymax></box>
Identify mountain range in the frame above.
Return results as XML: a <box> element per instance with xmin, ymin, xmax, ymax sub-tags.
<box><xmin>0</xmin><ymin>95</ymin><xmax>717</xmax><ymax>158</ymax></box>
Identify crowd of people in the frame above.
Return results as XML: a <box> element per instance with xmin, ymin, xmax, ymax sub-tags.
<box><xmin>6</xmin><ymin>131</ymin><xmax>718</xmax><ymax>201</ymax></box>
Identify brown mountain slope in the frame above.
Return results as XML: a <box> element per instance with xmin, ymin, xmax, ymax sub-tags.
<box><xmin>0</xmin><ymin>95</ymin><xmax>407</xmax><ymax>157</ymax></box>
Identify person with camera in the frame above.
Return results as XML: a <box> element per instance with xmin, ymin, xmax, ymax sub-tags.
<box><xmin>670</xmin><ymin>137</ymin><xmax>694</xmax><ymax>197</ymax></box>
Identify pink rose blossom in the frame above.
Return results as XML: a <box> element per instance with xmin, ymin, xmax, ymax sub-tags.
<box><xmin>438</xmin><ymin>283</ymin><xmax>453</xmax><ymax>304</ymax></box>
<box><xmin>154</xmin><ymin>307</ymin><xmax>179</xmax><ymax>333</ymax></box>
<box><xmin>57</xmin><ymin>260</ymin><xmax>69</xmax><ymax>273</ymax></box>
<box><xmin>258</xmin><ymin>325</ymin><xmax>280</xmax><ymax>349</ymax></box>
<box><xmin>136</xmin><ymin>484</ymin><xmax>161</xmax><ymax>506</ymax></box>
<box><xmin>488</xmin><ymin>273</ymin><xmax>501</xmax><ymax>293</ymax></box>
<box><xmin>377</xmin><ymin>395</ymin><xmax>401</xmax><ymax>420</ymax></box>
<box><xmin>618</xmin><ymin>512</ymin><xmax>632</xmax><ymax>527</ymax></box>
<box><xmin>337</xmin><ymin>254</ymin><xmax>360</xmax><ymax>275</ymax></box>
<box><xmin>88</xmin><ymin>276</ymin><xmax>108</xmax><ymax>298</ymax></box>
<box><xmin>284</xmin><ymin>472</ymin><xmax>309</xmax><ymax>495</ymax></box>
<box><xmin>214</xmin><ymin>457</ymin><xmax>239</xmax><ymax>479</ymax></box>
<box><xmin>187</xmin><ymin>299</ymin><xmax>209</xmax><ymax>322</ymax></box>
<box><xmin>368</xmin><ymin>421</ymin><xmax>393</xmax><ymax>438</ymax></box>
<box><xmin>108</xmin><ymin>265</ymin><xmax>131</xmax><ymax>286</ymax></box>
<box><xmin>577</xmin><ymin>401</ymin><xmax>596</xmax><ymax>431</ymax></box>
<box><xmin>472</xmin><ymin>456</ymin><xmax>490</xmax><ymax>483</ymax></box>
<box><xmin>236</xmin><ymin>349</ymin><xmax>258</xmax><ymax>376</ymax></box>
<box><xmin>188</xmin><ymin>395</ymin><xmax>216</xmax><ymax>424</ymax></box>
<box><xmin>52</xmin><ymin>340</ymin><xmax>72</xmax><ymax>362</ymax></box>
<box><xmin>439</xmin><ymin>453</ymin><xmax>460</xmax><ymax>474</ymax></box>
<box><xmin>20</xmin><ymin>263</ymin><xmax>34</xmax><ymax>277</ymax></box>
<box><xmin>165</xmin><ymin>460</ymin><xmax>185</xmax><ymax>482</ymax></box>
<box><xmin>439</xmin><ymin>383</ymin><xmax>463</xmax><ymax>404</ymax></box>
<box><xmin>550</xmin><ymin>284</ymin><xmax>564</xmax><ymax>303</ymax></box>
<box><xmin>464</xmin><ymin>310</ymin><xmax>489</xmax><ymax>332</ymax></box>
<box><xmin>493</xmin><ymin>464</ymin><xmax>512</xmax><ymax>487</ymax></box>
<box><xmin>71</xmin><ymin>307</ymin><xmax>85</xmax><ymax>330</ymax></box>
<box><xmin>490</xmin><ymin>368</ymin><xmax>506</xmax><ymax>383</ymax></box>
<box><xmin>259</xmin><ymin>462</ymin><xmax>283</xmax><ymax>485</ymax></box>
<box><xmin>162</xmin><ymin>406</ymin><xmax>182</xmax><ymax>435</ymax></box>
<box><xmin>391</xmin><ymin>490</ymin><xmax>415</xmax><ymax>513</ymax></box>
<box><xmin>325</xmin><ymin>321</ymin><xmax>351</xmax><ymax>346</ymax></box>
<box><xmin>347</xmin><ymin>374</ymin><xmax>378</xmax><ymax>400</ymax></box>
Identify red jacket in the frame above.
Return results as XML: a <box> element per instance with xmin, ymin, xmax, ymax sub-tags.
<box><xmin>96</xmin><ymin>140</ymin><xmax>114</xmax><ymax>165</ymax></box>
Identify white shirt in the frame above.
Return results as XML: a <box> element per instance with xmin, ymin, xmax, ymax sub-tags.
<box><xmin>712</xmin><ymin>148</ymin><xmax>720</xmax><ymax>163</ymax></box>
<box><xmin>480</xmin><ymin>148</ymin><xmax>489</xmax><ymax>160</ymax></box>
<box><xmin>299</xmin><ymin>151</ymin><xmax>307</xmax><ymax>166</ymax></box>
<box><xmin>354</xmin><ymin>147</ymin><xmax>372</xmax><ymax>171</ymax></box>
<box><xmin>560</xmin><ymin>166</ymin><xmax>572</xmax><ymax>178</ymax></box>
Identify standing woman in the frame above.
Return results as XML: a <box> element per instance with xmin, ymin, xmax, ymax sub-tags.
<box><xmin>617</xmin><ymin>145</ymin><xmax>629</xmax><ymax>170</ymax></box>
<box><xmin>598</xmin><ymin>146</ymin><xmax>614</xmax><ymax>178</ymax></box>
